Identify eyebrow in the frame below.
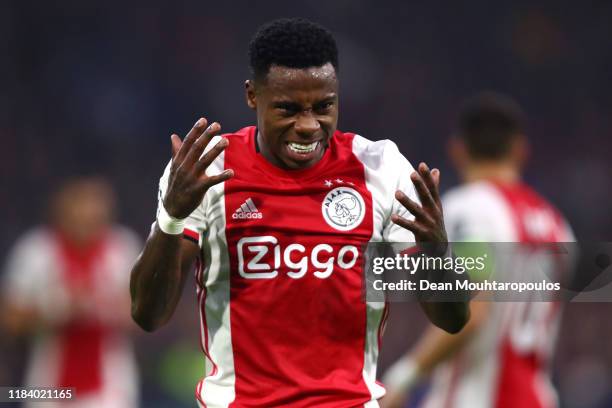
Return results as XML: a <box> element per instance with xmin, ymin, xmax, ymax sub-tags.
<box><xmin>272</xmin><ymin>101</ymin><xmax>302</xmax><ymax>111</ymax></box>
<box><xmin>313</xmin><ymin>97</ymin><xmax>336</xmax><ymax>108</ymax></box>
<box><xmin>272</xmin><ymin>95</ymin><xmax>337</xmax><ymax>110</ymax></box>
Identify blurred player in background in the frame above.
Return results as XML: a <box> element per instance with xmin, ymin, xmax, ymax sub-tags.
<box><xmin>130</xmin><ymin>18</ymin><xmax>469</xmax><ymax>407</ymax></box>
<box><xmin>1</xmin><ymin>177</ymin><xmax>140</xmax><ymax>408</ymax></box>
<box><xmin>381</xmin><ymin>92</ymin><xmax>574</xmax><ymax>408</ymax></box>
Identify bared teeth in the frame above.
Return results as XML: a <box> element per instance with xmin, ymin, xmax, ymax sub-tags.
<box><xmin>288</xmin><ymin>141</ymin><xmax>318</xmax><ymax>154</ymax></box>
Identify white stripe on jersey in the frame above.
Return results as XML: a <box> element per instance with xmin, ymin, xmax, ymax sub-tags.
<box><xmin>352</xmin><ymin>135</ymin><xmax>419</xmax><ymax>405</ymax></box>
<box><xmin>194</xmin><ymin>145</ymin><xmax>236</xmax><ymax>408</ymax></box>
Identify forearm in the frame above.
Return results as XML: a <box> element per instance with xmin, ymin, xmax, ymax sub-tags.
<box><xmin>418</xmin><ymin>254</ymin><xmax>471</xmax><ymax>333</ymax></box>
<box><xmin>382</xmin><ymin>301</ymin><xmax>486</xmax><ymax>405</ymax></box>
<box><xmin>411</xmin><ymin>321</ymin><xmax>472</xmax><ymax>375</ymax></box>
<box><xmin>420</xmin><ymin>300</ymin><xmax>469</xmax><ymax>334</ymax></box>
<box><xmin>129</xmin><ymin>224</ymin><xmax>194</xmax><ymax>331</ymax></box>
<box><xmin>413</xmin><ymin>300</ymin><xmax>489</xmax><ymax>373</ymax></box>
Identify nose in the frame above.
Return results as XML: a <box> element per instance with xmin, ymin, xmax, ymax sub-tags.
<box><xmin>294</xmin><ymin>111</ymin><xmax>320</xmax><ymax>138</ymax></box>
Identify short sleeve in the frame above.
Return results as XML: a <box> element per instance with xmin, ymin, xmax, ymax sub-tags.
<box><xmin>442</xmin><ymin>185</ymin><xmax>517</xmax><ymax>282</ymax></box>
<box><xmin>381</xmin><ymin>142</ymin><xmax>420</xmax><ymax>244</ymax></box>
<box><xmin>442</xmin><ymin>184</ymin><xmax>517</xmax><ymax>242</ymax></box>
<box><xmin>2</xmin><ymin>229</ymin><xmax>67</xmax><ymax>316</ymax></box>
<box><xmin>157</xmin><ymin>161</ymin><xmax>207</xmax><ymax>243</ymax></box>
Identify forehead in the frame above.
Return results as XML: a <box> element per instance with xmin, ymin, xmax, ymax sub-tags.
<box><xmin>261</xmin><ymin>63</ymin><xmax>338</xmax><ymax>100</ymax></box>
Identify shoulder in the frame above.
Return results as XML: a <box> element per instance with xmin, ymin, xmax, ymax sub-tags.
<box><xmin>160</xmin><ymin>126</ymin><xmax>255</xmax><ymax>181</ymax></box>
<box><xmin>349</xmin><ymin>134</ymin><xmax>415</xmax><ymax>173</ymax></box>
<box><xmin>442</xmin><ymin>182</ymin><xmax>517</xmax><ymax>241</ymax></box>
<box><xmin>206</xmin><ymin>126</ymin><xmax>255</xmax><ymax>170</ymax></box>
<box><xmin>3</xmin><ymin>227</ymin><xmax>56</xmax><ymax>282</ymax></box>
<box><xmin>219</xmin><ymin>126</ymin><xmax>254</xmax><ymax>146</ymax></box>
<box><xmin>108</xmin><ymin>225</ymin><xmax>142</xmax><ymax>249</ymax></box>
<box><xmin>8</xmin><ymin>227</ymin><xmax>55</xmax><ymax>256</ymax></box>
<box><xmin>443</xmin><ymin>182</ymin><xmax>507</xmax><ymax>212</ymax></box>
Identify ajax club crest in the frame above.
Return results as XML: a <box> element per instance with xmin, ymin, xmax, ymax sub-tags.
<box><xmin>322</xmin><ymin>187</ymin><xmax>365</xmax><ymax>231</ymax></box>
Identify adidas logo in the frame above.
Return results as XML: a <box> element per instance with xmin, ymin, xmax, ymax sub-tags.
<box><xmin>232</xmin><ymin>198</ymin><xmax>263</xmax><ymax>220</ymax></box>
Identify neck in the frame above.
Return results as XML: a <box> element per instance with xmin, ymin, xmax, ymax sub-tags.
<box><xmin>462</xmin><ymin>162</ymin><xmax>521</xmax><ymax>184</ymax></box>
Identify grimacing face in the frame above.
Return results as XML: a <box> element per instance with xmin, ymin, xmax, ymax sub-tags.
<box><xmin>245</xmin><ymin>63</ymin><xmax>339</xmax><ymax>170</ymax></box>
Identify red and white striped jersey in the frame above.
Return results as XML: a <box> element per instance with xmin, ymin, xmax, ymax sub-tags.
<box><xmin>158</xmin><ymin>126</ymin><xmax>420</xmax><ymax>408</ymax></box>
<box><xmin>2</xmin><ymin>227</ymin><xmax>141</xmax><ymax>408</ymax></box>
<box><xmin>423</xmin><ymin>181</ymin><xmax>574</xmax><ymax>408</ymax></box>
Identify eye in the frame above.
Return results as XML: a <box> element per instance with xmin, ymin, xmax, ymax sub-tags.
<box><xmin>275</xmin><ymin>103</ymin><xmax>300</xmax><ymax>117</ymax></box>
<box><xmin>315</xmin><ymin>101</ymin><xmax>334</xmax><ymax>113</ymax></box>
<box><xmin>278</xmin><ymin>107</ymin><xmax>298</xmax><ymax>116</ymax></box>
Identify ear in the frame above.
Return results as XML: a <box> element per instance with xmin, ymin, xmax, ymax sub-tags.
<box><xmin>245</xmin><ymin>80</ymin><xmax>257</xmax><ymax>110</ymax></box>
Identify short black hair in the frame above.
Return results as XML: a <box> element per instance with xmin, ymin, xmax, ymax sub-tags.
<box><xmin>457</xmin><ymin>92</ymin><xmax>526</xmax><ymax>160</ymax></box>
<box><xmin>248</xmin><ymin>18</ymin><xmax>339</xmax><ymax>81</ymax></box>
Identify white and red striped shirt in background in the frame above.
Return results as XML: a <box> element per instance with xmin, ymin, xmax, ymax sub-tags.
<box><xmin>422</xmin><ymin>181</ymin><xmax>574</xmax><ymax>408</ymax></box>
<box><xmin>3</xmin><ymin>226</ymin><xmax>141</xmax><ymax>408</ymax></box>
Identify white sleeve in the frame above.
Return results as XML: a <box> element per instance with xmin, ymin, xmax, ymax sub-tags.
<box><xmin>381</xmin><ymin>142</ymin><xmax>420</xmax><ymax>244</ymax></box>
<box><xmin>2</xmin><ymin>229</ymin><xmax>60</xmax><ymax>312</ymax></box>
<box><xmin>442</xmin><ymin>184</ymin><xmax>517</xmax><ymax>242</ymax></box>
<box><xmin>560</xmin><ymin>219</ymin><xmax>576</xmax><ymax>242</ymax></box>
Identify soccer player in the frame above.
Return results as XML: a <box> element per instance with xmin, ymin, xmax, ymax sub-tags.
<box><xmin>381</xmin><ymin>92</ymin><xmax>574</xmax><ymax>408</ymax></box>
<box><xmin>130</xmin><ymin>18</ymin><xmax>469</xmax><ymax>407</ymax></box>
<box><xmin>1</xmin><ymin>177</ymin><xmax>140</xmax><ymax>408</ymax></box>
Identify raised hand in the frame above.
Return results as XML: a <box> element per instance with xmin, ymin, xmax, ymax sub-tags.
<box><xmin>391</xmin><ymin>162</ymin><xmax>448</xmax><ymax>256</ymax></box>
<box><xmin>164</xmin><ymin>118</ymin><xmax>234</xmax><ymax>219</ymax></box>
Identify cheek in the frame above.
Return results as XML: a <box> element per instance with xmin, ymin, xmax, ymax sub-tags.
<box><xmin>265</xmin><ymin>115</ymin><xmax>294</xmax><ymax>135</ymax></box>
<box><xmin>320</xmin><ymin>113</ymin><xmax>338</xmax><ymax>130</ymax></box>
<box><xmin>261</xmin><ymin>118</ymin><xmax>288</xmax><ymax>149</ymax></box>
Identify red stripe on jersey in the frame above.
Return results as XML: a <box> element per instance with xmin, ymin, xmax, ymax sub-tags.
<box><xmin>375</xmin><ymin>303</ymin><xmax>389</xmax><ymax>399</ymax></box>
<box><xmin>490</xmin><ymin>182</ymin><xmax>566</xmax><ymax>408</ymax></box>
<box><xmin>222</xmin><ymin>127</ymin><xmax>375</xmax><ymax>407</ymax></box>
<box><xmin>195</xmin><ymin>380</ymin><xmax>206</xmax><ymax>408</ymax></box>
<box><xmin>377</xmin><ymin>302</ymin><xmax>390</xmax><ymax>350</ymax></box>
<box><xmin>495</xmin><ymin>339</ymin><xmax>544</xmax><ymax>408</ymax></box>
<box><xmin>184</xmin><ymin>228</ymin><xmax>199</xmax><ymax>243</ymax></box>
<box><xmin>195</xmin><ymin>256</ymin><xmax>218</xmax><ymax>407</ymax></box>
<box><xmin>56</xmin><ymin>232</ymin><xmax>109</xmax><ymax>394</ymax></box>
<box><xmin>490</xmin><ymin>182</ymin><xmax>565</xmax><ymax>244</ymax></box>
<box><xmin>195</xmin><ymin>256</ymin><xmax>203</xmax><ymax>289</ymax></box>
<box><xmin>198</xmin><ymin>284</ymin><xmax>217</xmax><ymax>376</ymax></box>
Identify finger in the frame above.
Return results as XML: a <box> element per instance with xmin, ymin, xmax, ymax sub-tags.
<box><xmin>417</xmin><ymin>163</ymin><xmax>442</xmax><ymax>206</ymax></box>
<box><xmin>411</xmin><ymin>169</ymin><xmax>437</xmax><ymax>210</ymax></box>
<box><xmin>184</xmin><ymin>122</ymin><xmax>221</xmax><ymax>167</ymax></box>
<box><xmin>391</xmin><ymin>214</ymin><xmax>427</xmax><ymax>237</ymax></box>
<box><xmin>395</xmin><ymin>191</ymin><xmax>435</xmax><ymax>226</ymax></box>
<box><xmin>175</xmin><ymin>117</ymin><xmax>208</xmax><ymax>164</ymax></box>
<box><xmin>431</xmin><ymin>168</ymin><xmax>440</xmax><ymax>187</ymax></box>
<box><xmin>170</xmin><ymin>134</ymin><xmax>182</xmax><ymax>160</ymax></box>
<box><xmin>195</xmin><ymin>137</ymin><xmax>229</xmax><ymax>173</ymax></box>
<box><xmin>198</xmin><ymin>169</ymin><xmax>234</xmax><ymax>190</ymax></box>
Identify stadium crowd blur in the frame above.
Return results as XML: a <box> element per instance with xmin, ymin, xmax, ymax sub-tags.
<box><xmin>1</xmin><ymin>1</ymin><xmax>611</xmax><ymax>407</ymax></box>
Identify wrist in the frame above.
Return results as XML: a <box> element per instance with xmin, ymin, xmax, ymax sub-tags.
<box><xmin>157</xmin><ymin>203</ymin><xmax>186</xmax><ymax>235</ymax></box>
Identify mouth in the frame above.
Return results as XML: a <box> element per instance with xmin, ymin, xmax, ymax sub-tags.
<box><xmin>287</xmin><ymin>140</ymin><xmax>320</xmax><ymax>154</ymax></box>
<box><xmin>283</xmin><ymin>140</ymin><xmax>324</xmax><ymax>166</ymax></box>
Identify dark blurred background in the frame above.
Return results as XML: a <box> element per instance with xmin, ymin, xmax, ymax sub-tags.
<box><xmin>1</xmin><ymin>1</ymin><xmax>611</xmax><ymax>407</ymax></box>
